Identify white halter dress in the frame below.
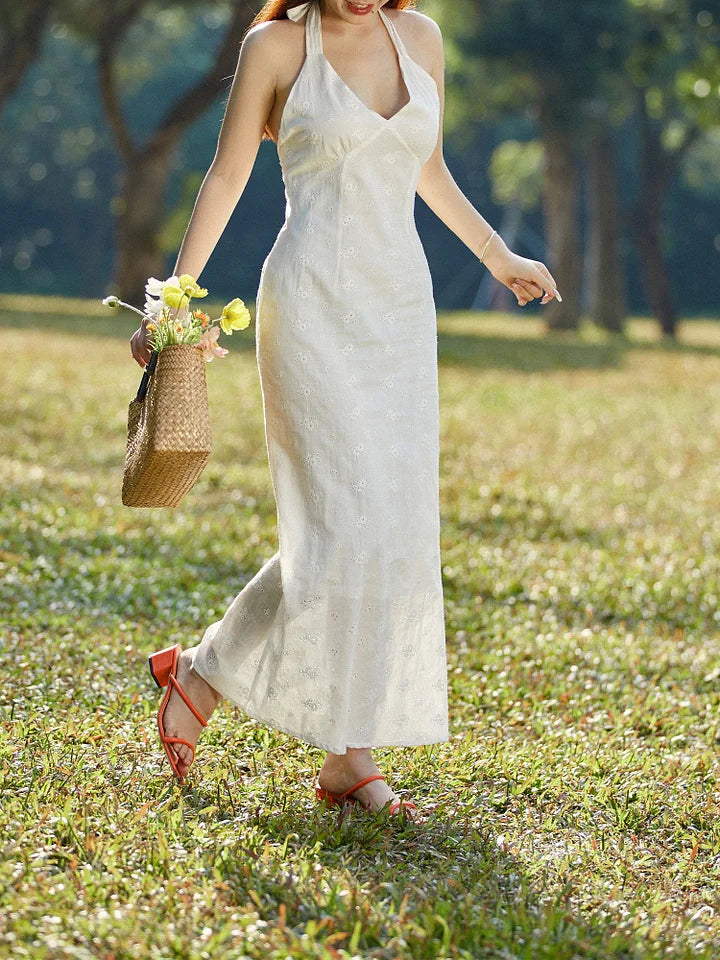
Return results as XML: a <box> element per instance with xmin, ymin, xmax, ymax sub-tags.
<box><xmin>192</xmin><ymin>0</ymin><xmax>449</xmax><ymax>754</ymax></box>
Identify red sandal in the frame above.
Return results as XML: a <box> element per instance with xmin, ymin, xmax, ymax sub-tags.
<box><xmin>148</xmin><ymin>643</ymin><xmax>209</xmax><ymax>784</ymax></box>
<box><xmin>315</xmin><ymin>773</ymin><xmax>418</xmax><ymax>817</ymax></box>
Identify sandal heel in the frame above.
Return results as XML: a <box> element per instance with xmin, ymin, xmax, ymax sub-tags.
<box><xmin>148</xmin><ymin>643</ymin><xmax>180</xmax><ymax>689</ymax></box>
<box><xmin>315</xmin><ymin>786</ymin><xmax>341</xmax><ymax>807</ymax></box>
<box><xmin>315</xmin><ymin>774</ymin><xmax>386</xmax><ymax>809</ymax></box>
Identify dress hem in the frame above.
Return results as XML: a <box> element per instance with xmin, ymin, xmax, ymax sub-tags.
<box><xmin>193</xmin><ymin>654</ymin><xmax>449</xmax><ymax>754</ymax></box>
<box><xmin>222</xmin><ymin>697</ymin><xmax>450</xmax><ymax>754</ymax></box>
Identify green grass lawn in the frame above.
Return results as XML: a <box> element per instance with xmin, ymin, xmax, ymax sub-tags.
<box><xmin>2</xmin><ymin>294</ymin><xmax>720</xmax><ymax>959</ymax></box>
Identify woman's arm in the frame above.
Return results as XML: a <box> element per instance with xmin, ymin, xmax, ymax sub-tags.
<box><xmin>413</xmin><ymin>16</ymin><xmax>561</xmax><ymax>306</ymax></box>
<box><xmin>170</xmin><ymin>23</ymin><xmax>279</xmax><ymax>281</ymax></box>
<box><xmin>130</xmin><ymin>23</ymin><xmax>280</xmax><ymax>366</ymax></box>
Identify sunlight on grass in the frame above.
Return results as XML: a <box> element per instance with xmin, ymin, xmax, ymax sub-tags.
<box><xmin>2</xmin><ymin>297</ymin><xmax>720</xmax><ymax>958</ymax></box>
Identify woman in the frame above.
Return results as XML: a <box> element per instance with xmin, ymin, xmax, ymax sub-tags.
<box><xmin>133</xmin><ymin>0</ymin><xmax>560</xmax><ymax>822</ymax></box>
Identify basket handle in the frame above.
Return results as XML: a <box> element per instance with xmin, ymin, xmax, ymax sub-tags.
<box><xmin>134</xmin><ymin>349</ymin><xmax>159</xmax><ymax>403</ymax></box>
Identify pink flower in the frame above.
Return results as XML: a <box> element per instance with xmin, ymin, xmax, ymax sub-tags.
<box><xmin>196</xmin><ymin>325</ymin><xmax>228</xmax><ymax>362</ymax></box>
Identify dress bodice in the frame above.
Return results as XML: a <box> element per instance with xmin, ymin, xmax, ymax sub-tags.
<box><xmin>278</xmin><ymin>1</ymin><xmax>440</xmax><ymax>191</ymax></box>
<box><xmin>258</xmin><ymin>0</ymin><xmax>441</xmax><ymax>330</ymax></box>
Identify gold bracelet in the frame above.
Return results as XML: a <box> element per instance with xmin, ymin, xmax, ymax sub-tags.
<box><xmin>479</xmin><ymin>228</ymin><xmax>498</xmax><ymax>263</ymax></box>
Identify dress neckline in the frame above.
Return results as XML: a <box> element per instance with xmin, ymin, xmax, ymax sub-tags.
<box><xmin>311</xmin><ymin>3</ymin><xmax>412</xmax><ymax>125</ymax></box>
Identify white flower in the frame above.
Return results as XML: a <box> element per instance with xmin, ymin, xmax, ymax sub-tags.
<box><xmin>145</xmin><ymin>277</ymin><xmax>164</xmax><ymax>297</ymax></box>
<box><xmin>145</xmin><ymin>275</ymin><xmax>177</xmax><ymax>298</ymax></box>
<box><xmin>144</xmin><ymin>295</ymin><xmax>164</xmax><ymax>317</ymax></box>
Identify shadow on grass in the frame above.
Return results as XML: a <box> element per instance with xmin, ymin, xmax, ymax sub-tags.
<box><xmin>3</xmin><ymin>297</ymin><xmax>720</xmax><ymax>373</ymax></box>
<box><xmin>438</xmin><ymin>330</ymin><xmax>626</xmax><ymax>372</ymax></box>
<box><xmin>437</xmin><ymin>328</ymin><xmax>720</xmax><ymax>372</ymax></box>
<box><xmin>175</xmin><ymin>780</ymin><xmax>709</xmax><ymax>960</ymax></box>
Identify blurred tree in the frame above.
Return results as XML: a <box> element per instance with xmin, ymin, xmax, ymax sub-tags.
<box><xmin>442</xmin><ymin>0</ymin><xmax>628</xmax><ymax>332</ymax></box>
<box><xmin>585</xmin><ymin>120</ymin><xmax>628</xmax><ymax>333</ymax></box>
<box><xmin>60</xmin><ymin>0</ymin><xmax>254</xmax><ymax>305</ymax></box>
<box><xmin>624</xmin><ymin>0</ymin><xmax>720</xmax><ymax>337</ymax></box>
<box><xmin>0</xmin><ymin>0</ymin><xmax>55</xmax><ymax>112</ymax></box>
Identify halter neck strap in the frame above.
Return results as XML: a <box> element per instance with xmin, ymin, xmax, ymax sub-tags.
<box><xmin>378</xmin><ymin>7</ymin><xmax>409</xmax><ymax>59</ymax></box>
<box><xmin>306</xmin><ymin>1</ymin><xmax>323</xmax><ymax>57</ymax></box>
<box><xmin>286</xmin><ymin>1</ymin><xmax>322</xmax><ymax>58</ymax></box>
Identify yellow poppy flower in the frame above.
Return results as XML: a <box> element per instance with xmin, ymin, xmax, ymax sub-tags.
<box><xmin>218</xmin><ymin>298</ymin><xmax>251</xmax><ymax>335</ymax></box>
<box><xmin>178</xmin><ymin>274</ymin><xmax>208</xmax><ymax>299</ymax></box>
<box><xmin>162</xmin><ymin>282</ymin><xmax>185</xmax><ymax>308</ymax></box>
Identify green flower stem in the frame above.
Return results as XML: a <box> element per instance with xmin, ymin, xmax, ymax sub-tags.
<box><xmin>111</xmin><ymin>299</ymin><xmax>148</xmax><ymax>320</ymax></box>
<box><xmin>172</xmin><ymin>290</ymin><xmax>192</xmax><ymax>326</ymax></box>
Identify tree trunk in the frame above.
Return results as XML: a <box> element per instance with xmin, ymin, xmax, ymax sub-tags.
<box><xmin>96</xmin><ymin>2</ymin><xmax>253</xmax><ymax>303</ymax></box>
<box><xmin>631</xmin><ymin>193</ymin><xmax>677</xmax><ymax>337</ymax></box>
<box><xmin>538</xmin><ymin>98</ymin><xmax>581</xmax><ymax>330</ymax></box>
<box><xmin>115</xmin><ymin>146</ymin><xmax>175</xmax><ymax>307</ymax></box>
<box><xmin>0</xmin><ymin>0</ymin><xmax>53</xmax><ymax>113</ymax></box>
<box><xmin>630</xmin><ymin>104</ymin><xmax>678</xmax><ymax>338</ymax></box>
<box><xmin>585</xmin><ymin>124</ymin><xmax>626</xmax><ymax>332</ymax></box>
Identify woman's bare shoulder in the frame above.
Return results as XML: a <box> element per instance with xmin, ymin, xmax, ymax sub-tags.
<box><xmin>388</xmin><ymin>6</ymin><xmax>442</xmax><ymax>41</ymax></box>
<box><xmin>242</xmin><ymin>16</ymin><xmax>305</xmax><ymax>62</ymax></box>
<box><xmin>386</xmin><ymin>7</ymin><xmax>443</xmax><ymax>70</ymax></box>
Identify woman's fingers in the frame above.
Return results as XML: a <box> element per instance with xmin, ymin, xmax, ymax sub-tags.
<box><xmin>130</xmin><ymin>331</ymin><xmax>142</xmax><ymax>367</ymax></box>
<box><xmin>130</xmin><ymin>328</ymin><xmax>151</xmax><ymax>367</ymax></box>
<box><xmin>510</xmin><ymin>282</ymin><xmax>527</xmax><ymax>305</ymax></box>
<box><xmin>534</xmin><ymin>262</ymin><xmax>562</xmax><ymax>301</ymax></box>
<box><xmin>528</xmin><ymin>270</ymin><xmax>553</xmax><ymax>299</ymax></box>
<box><xmin>512</xmin><ymin>262</ymin><xmax>562</xmax><ymax>305</ymax></box>
<box><xmin>536</xmin><ymin>261</ymin><xmax>558</xmax><ymax>292</ymax></box>
<box><xmin>511</xmin><ymin>279</ymin><xmax>543</xmax><ymax>305</ymax></box>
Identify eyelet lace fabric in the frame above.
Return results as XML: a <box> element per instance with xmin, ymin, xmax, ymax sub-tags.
<box><xmin>191</xmin><ymin>0</ymin><xmax>449</xmax><ymax>754</ymax></box>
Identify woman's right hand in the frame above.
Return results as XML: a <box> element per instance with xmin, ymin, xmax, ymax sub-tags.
<box><xmin>483</xmin><ymin>235</ymin><xmax>561</xmax><ymax>305</ymax></box>
<box><xmin>130</xmin><ymin>318</ymin><xmax>153</xmax><ymax>368</ymax></box>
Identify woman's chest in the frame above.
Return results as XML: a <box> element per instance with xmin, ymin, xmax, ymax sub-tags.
<box><xmin>278</xmin><ymin>58</ymin><xmax>439</xmax><ymax>167</ymax></box>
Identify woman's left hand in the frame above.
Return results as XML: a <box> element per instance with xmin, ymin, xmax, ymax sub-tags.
<box><xmin>483</xmin><ymin>238</ymin><xmax>562</xmax><ymax>306</ymax></box>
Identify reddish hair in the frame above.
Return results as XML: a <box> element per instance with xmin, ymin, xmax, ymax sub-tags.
<box><xmin>246</xmin><ymin>0</ymin><xmax>418</xmax><ymax>141</ymax></box>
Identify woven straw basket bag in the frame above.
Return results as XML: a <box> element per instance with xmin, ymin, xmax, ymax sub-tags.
<box><xmin>122</xmin><ymin>343</ymin><xmax>212</xmax><ymax>508</ymax></box>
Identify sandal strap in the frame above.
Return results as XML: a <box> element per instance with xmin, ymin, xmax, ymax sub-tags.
<box><xmin>389</xmin><ymin>799</ymin><xmax>417</xmax><ymax>815</ymax></box>
<box><xmin>341</xmin><ymin>773</ymin><xmax>386</xmax><ymax>799</ymax></box>
<box><xmin>168</xmin><ymin>673</ymin><xmax>208</xmax><ymax>727</ymax></box>
<box><xmin>162</xmin><ymin>735</ymin><xmax>196</xmax><ymax>756</ymax></box>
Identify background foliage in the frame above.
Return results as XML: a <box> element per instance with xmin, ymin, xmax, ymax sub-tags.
<box><xmin>0</xmin><ymin>0</ymin><xmax>718</xmax><ymax>317</ymax></box>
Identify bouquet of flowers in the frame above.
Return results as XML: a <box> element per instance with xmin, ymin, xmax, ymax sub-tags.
<box><xmin>102</xmin><ymin>273</ymin><xmax>251</xmax><ymax>508</ymax></box>
<box><xmin>102</xmin><ymin>273</ymin><xmax>251</xmax><ymax>361</ymax></box>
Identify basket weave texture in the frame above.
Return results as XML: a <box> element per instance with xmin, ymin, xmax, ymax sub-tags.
<box><xmin>122</xmin><ymin>343</ymin><xmax>212</xmax><ymax>508</ymax></box>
